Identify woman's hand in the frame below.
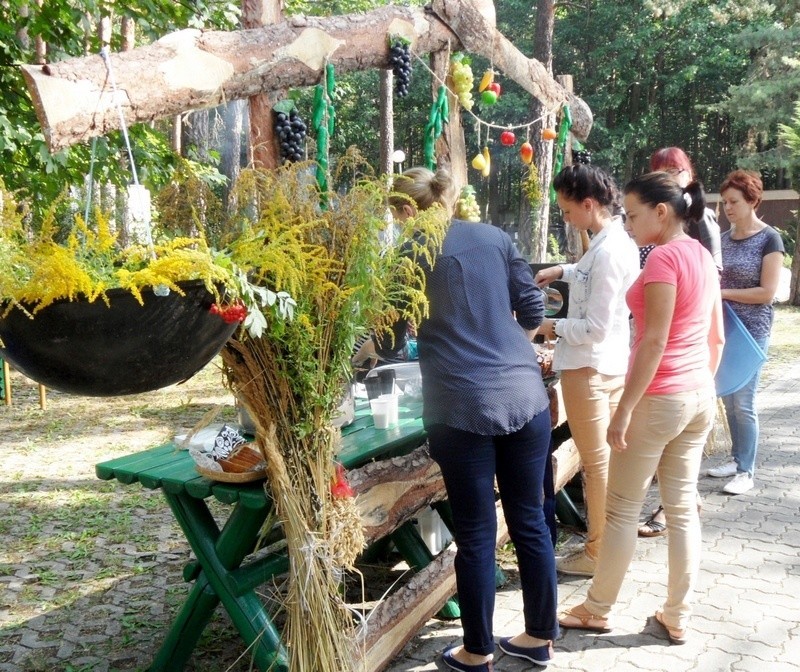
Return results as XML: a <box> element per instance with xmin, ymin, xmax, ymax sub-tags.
<box><xmin>539</xmin><ymin>318</ymin><xmax>558</xmax><ymax>341</ymax></box>
<box><xmin>534</xmin><ymin>265</ymin><xmax>562</xmax><ymax>287</ymax></box>
<box><xmin>607</xmin><ymin>406</ymin><xmax>632</xmax><ymax>453</ymax></box>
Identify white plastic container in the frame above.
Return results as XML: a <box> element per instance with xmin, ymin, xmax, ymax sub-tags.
<box><xmin>369</xmin><ymin>398</ymin><xmax>391</xmax><ymax>429</ymax></box>
<box><xmin>415</xmin><ymin>507</ymin><xmax>453</xmax><ymax>555</ymax></box>
<box><xmin>379</xmin><ymin>393</ymin><xmax>399</xmax><ymax>427</ymax></box>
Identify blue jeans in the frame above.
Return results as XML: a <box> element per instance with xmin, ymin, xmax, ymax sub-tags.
<box><xmin>721</xmin><ymin>336</ymin><xmax>769</xmax><ymax>477</ymax></box>
<box><xmin>427</xmin><ymin>410</ymin><xmax>558</xmax><ymax>656</ymax></box>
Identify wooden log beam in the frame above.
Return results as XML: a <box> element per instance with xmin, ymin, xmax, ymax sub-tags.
<box><xmin>356</xmin><ymin>501</ymin><xmax>510</xmax><ymax>671</ymax></box>
<box><xmin>348</xmin><ymin>444</ymin><xmax>447</xmax><ymax>547</ymax></box>
<box><xmin>21</xmin><ymin>0</ymin><xmax>592</xmax><ymax>152</ymax></box>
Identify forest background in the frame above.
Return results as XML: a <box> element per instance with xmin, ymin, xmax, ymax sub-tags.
<box><xmin>0</xmin><ymin>0</ymin><xmax>798</xmax><ymax>259</ymax></box>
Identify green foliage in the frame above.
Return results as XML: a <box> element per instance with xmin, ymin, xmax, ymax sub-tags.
<box><xmin>0</xmin><ymin>0</ymin><xmax>239</xmax><ymax>221</ymax></box>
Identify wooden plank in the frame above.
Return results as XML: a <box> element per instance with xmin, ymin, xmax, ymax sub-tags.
<box><xmin>356</xmin><ymin>502</ymin><xmax>509</xmax><ymax>671</ymax></box>
<box><xmin>552</xmin><ymin>437</ymin><xmax>581</xmax><ymax>493</ymax></box>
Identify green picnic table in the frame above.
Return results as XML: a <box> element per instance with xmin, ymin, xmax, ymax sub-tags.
<box><xmin>96</xmin><ymin>398</ymin><xmax>447</xmax><ymax>672</ymax></box>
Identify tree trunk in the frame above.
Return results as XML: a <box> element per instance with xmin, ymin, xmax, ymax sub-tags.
<box><xmin>378</xmin><ymin>69</ymin><xmax>394</xmax><ymax>177</ymax></box>
<box><xmin>22</xmin><ymin>0</ymin><xmax>592</xmax><ymax>152</ymax></box>
<box><xmin>791</xmin><ymin>221</ymin><xmax>800</xmax><ymax>305</ymax></box>
<box><xmin>431</xmin><ymin>50</ymin><xmax>467</xmax><ymax>195</ymax></box>
<box><xmin>519</xmin><ymin>0</ymin><xmax>555</xmax><ymax>261</ymax></box>
<box><xmin>242</xmin><ymin>0</ymin><xmax>283</xmax><ymax>169</ymax></box>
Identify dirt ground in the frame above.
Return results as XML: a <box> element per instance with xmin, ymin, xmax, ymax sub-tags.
<box><xmin>0</xmin><ymin>304</ymin><xmax>798</xmax><ymax>671</ymax></box>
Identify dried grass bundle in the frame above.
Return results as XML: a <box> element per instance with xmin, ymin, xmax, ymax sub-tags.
<box><xmin>220</xmin><ymin>153</ymin><xmax>447</xmax><ymax>672</ymax></box>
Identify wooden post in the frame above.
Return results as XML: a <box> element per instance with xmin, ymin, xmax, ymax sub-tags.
<box><xmin>2</xmin><ymin>359</ymin><xmax>10</xmax><ymax>406</ymax></box>
<box><xmin>242</xmin><ymin>0</ymin><xmax>283</xmax><ymax>169</ymax></box>
<box><xmin>557</xmin><ymin>74</ymin><xmax>588</xmax><ymax>261</ymax></box>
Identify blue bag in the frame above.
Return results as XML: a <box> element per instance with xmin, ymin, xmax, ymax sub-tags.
<box><xmin>715</xmin><ymin>302</ymin><xmax>767</xmax><ymax>397</ymax></box>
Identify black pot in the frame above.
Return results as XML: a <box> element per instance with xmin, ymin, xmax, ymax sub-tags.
<box><xmin>0</xmin><ymin>281</ymin><xmax>239</xmax><ymax>396</ymax></box>
<box><xmin>529</xmin><ymin>263</ymin><xmax>569</xmax><ymax>319</ymax></box>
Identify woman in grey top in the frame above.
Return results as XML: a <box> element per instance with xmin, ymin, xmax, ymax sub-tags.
<box><xmin>705</xmin><ymin>169</ymin><xmax>785</xmax><ymax>495</ymax></box>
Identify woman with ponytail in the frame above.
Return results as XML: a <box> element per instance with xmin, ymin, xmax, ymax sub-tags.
<box><xmin>559</xmin><ymin>172</ymin><xmax>724</xmax><ymax>645</ymax></box>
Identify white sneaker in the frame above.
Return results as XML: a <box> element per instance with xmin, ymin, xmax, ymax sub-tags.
<box><xmin>723</xmin><ymin>472</ymin><xmax>754</xmax><ymax>495</ymax></box>
<box><xmin>707</xmin><ymin>461</ymin><xmax>737</xmax><ymax>478</ymax></box>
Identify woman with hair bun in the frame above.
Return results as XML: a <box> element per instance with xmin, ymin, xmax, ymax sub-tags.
<box><xmin>534</xmin><ymin>164</ymin><xmax>640</xmax><ymax>577</ymax></box>
<box><xmin>559</xmin><ymin>172</ymin><xmax>724</xmax><ymax>645</ymax></box>
<box><xmin>390</xmin><ymin>167</ymin><xmax>559</xmax><ymax>671</ymax></box>
<box><xmin>705</xmin><ymin>169</ymin><xmax>785</xmax><ymax>495</ymax></box>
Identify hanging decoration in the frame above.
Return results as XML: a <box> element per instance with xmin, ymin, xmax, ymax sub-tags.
<box><xmin>389</xmin><ymin>37</ymin><xmax>413</xmax><ymax>97</ymax></box>
<box><xmin>455</xmin><ymin>184</ymin><xmax>481</xmax><ymax>222</ymax></box>
<box><xmin>449</xmin><ymin>52</ymin><xmax>474</xmax><ymax>111</ymax></box>
<box><xmin>274</xmin><ymin>101</ymin><xmax>308</xmax><ymax>164</ymax></box>
<box><xmin>423</xmin><ymin>85</ymin><xmax>449</xmax><ymax>170</ymax></box>
<box><xmin>312</xmin><ymin>62</ymin><xmax>336</xmax><ymax>200</ymax></box>
<box><xmin>550</xmin><ymin>104</ymin><xmax>573</xmax><ymax>202</ymax></box>
<box><xmin>520</xmin><ymin>141</ymin><xmax>534</xmax><ymax>164</ymax></box>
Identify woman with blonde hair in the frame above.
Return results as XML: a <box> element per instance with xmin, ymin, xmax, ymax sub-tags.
<box><xmin>391</xmin><ymin>166</ymin><xmax>559</xmax><ymax>670</ymax></box>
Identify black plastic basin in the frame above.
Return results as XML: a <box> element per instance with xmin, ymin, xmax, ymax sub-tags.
<box><xmin>0</xmin><ymin>281</ymin><xmax>239</xmax><ymax>396</ymax></box>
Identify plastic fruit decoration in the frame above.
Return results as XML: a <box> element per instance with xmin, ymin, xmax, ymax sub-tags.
<box><xmin>455</xmin><ymin>185</ymin><xmax>481</xmax><ymax>222</ymax></box>
<box><xmin>478</xmin><ymin>69</ymin><xmax>494</xmax><ymax>92</ymax></box>
<box><xmin>481</xmin><ymin>146</ymin><xmax>491</xmax><ymax>177</ymax></box>
<box><xmin>541</xmin><ymin>128</ymin><xmax>558</xmax><ymax>140</ymax></box>
<box><xmin>480</xmin><ymin>89</ymin><xmax>498</xmax><ymax>105</ymax></box>
<box><xmin>520</xmin><ymin>141</ymin><xmax>534</xmax><ymax>164</ymax></box>
<box><xmin>487</xmin><ymin>82</ymin><xmax>502</xmax><ymax>97</ymax></box>
<box><xmin>500</xmin><ymin>130</ymin><xmax>516</xmax><ymax>146</ymax></box>
<box><xmin>471</xmin><ymin>152</ymin><xmax>487</xmax><ymax>171</ymax></box>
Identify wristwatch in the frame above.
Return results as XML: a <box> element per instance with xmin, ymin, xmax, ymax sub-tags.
<box><xmin>551</xmin><ymin>319</ymin><xmax>561</xmax><ymax>339</ymax></box>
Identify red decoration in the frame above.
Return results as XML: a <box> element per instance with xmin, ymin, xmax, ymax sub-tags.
<box><xmin>209</xmin><ymin>302</ymin><xmax>248</xmax><ymax>324</ymax></box>
<box><xmin>331</xmin><ymin>463</ymin><xmax>355</xmax><ymax>499</ymax></box>
<box><xmin>487</xmin><ymin>82</ymin><xmax>502</xmax><ymax>97</ymax></box>
<box><xmin>500</xmin><ymin>130</ymin><xmax>516</xmax><ymax>146</ymax></box>
<box><xmin>520</xmin><ymin>141</ymin><xmax>534</xmax><ymax>164</ymax></box>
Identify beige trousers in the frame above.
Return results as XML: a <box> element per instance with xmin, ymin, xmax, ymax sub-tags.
<box><xmin>584</xmin><ymin>387</ymin><xmax>716</xmax><ymax>630</ymax></box>
<box><xmin>560</xmin><ymin>367</ymin><xmax>624</xmax><ymax>559</ymax></box>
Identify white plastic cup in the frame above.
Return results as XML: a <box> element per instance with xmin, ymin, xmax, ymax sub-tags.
<box><xmin>369</xmin><ymin>398</ymin><xmax>390</xmax><ymax>429</ymax></box>
<box><xmin>379</xmin><ymin>393</ymin><xmax>399</xmax><ymax>427</ymax></box>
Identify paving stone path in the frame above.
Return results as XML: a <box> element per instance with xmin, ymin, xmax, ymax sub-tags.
<box><xmin>385</xmin><ymin>361</ymin><xmax>800</xmax><ymax>672</ymax></box>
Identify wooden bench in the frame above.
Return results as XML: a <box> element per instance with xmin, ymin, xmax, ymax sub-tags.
<box><xmin>96</xmin><ymin>388</ymin><xmax>584</xmax><ymax>671</ymax></box>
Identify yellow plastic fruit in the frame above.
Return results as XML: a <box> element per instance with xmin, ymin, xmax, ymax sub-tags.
<box><xmin>481</xmin><ymin>146</ymin><xmax>491</xmax><ymax>177</ymax></box>
<box><xmin>478</xmin><ymin>69</ymin><xmax>494</xmax><ymax>93</ymax></box>
<box><xmin>471</xmin><ymin>153</ymin><xmax>487</xmax><ymax>171</ymax></box>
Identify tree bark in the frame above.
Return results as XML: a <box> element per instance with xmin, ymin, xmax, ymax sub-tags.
<box><xmin>378</xmin><ymin>69</ymin><xmax>394</xmax><ymax>177</ymax></box>
<box><xmin>791</xmin><ymin>221</ymin><xmax>800</xmax><ymax>305</ymax></box>
<box><xmin>242</xmin><ymin>0</ymin><xmax>283</xmax><ymax>169</ymax></box>
<box><xmin>22</xmin><ymin>0</ymin><xmax>592</xmax><ymax>152</ymax></box>
<box><xmin>431</xmin><ymin>50</ymin><xmax>467</xmax><ymax>195</ymax></box>
<box><xmin>518</xmin><ymin>0</ymin><xmax>555</xmax><ymax>261</ymax></box>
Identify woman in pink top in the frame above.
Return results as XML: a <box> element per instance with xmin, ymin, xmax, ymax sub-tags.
<box><xmin>559</xmin><ymin>172</ymin><xmax>724</xmax><ymax>645</ymax></box>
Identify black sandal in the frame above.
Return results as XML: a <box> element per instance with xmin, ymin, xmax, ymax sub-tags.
<box><xmin>638</xmin><ymin>505</ymin><xmax>667</xmax><ymax>538</ymax></box>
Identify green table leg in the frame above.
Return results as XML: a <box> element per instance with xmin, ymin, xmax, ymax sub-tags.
<box><xmin>555</xmin><ymin>489</ymin><xmax>587</xmax><ymax>531</ymax></box>
<box><xmin>152</xmin><ymin>492</ymin><xmax>289</xmax><ymax>672</ymax></box>
<box><xmin>391</xmin><ymin>521</ymin><xmax>461</xmax><ymax>619</ymax></box>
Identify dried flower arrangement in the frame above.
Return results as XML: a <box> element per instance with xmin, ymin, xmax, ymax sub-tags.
<box><xmin>219</xmin><ymin>151</ymin><xmax>448</xmax><ymax>671</ymax></box>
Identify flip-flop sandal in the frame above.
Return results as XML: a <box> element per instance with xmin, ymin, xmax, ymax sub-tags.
<box><xmin>638</xmin><ymin>505</ymin><xmax>667</xmax><ymax>538</ymax></box>
<box><xmin>654</xmin><ymin>611</ymin><xmax>687</xmax><ymax>645</ymax></box>
<box><xmin>558</xmin><ymin>606</ymin><xmax>612</xmax><ymax>632</ymax></box>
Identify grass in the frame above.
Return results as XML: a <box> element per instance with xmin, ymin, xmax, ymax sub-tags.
<box><xmin>760</xmin><ymin>303</ymin><xmax>800</xmax><ymax>386</ymax></box>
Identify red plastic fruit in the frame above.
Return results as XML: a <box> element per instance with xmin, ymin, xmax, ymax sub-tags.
<box><xmin>487</xmin><ymin>82</ymin><xmax>502</xmax><ymax>97</ymax></box>
<box><xmin>520</xmin><ymin>141</ymin><xmax>534</xmax><ymax>164</ymax></box>
<box><xmin>500</xmin><ymin>130</ymin><xmax>516</xmax><ymax>146</ymax></box>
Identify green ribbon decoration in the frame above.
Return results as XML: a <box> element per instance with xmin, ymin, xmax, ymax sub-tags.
<box><xmin>313</xmin><ymin>63</ymin><xmax>337</xmax><ymax>206</ymax></box>
<box><xmin>549</xmin><ymin>104</ymin><xmax>573</xmax><ymax>203</ymax></box>
<box><xmin>423</xmin><ymin>85</ymin><xmax>449</xmax><ymax>171</ymax></box>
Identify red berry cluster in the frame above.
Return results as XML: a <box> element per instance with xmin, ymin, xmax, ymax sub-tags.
<box><xmin>209</xmin><ymin>302</ymin><xmax>248</xmax><ymax>324</ymax></box>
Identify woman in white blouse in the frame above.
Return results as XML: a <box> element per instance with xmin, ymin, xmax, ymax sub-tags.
<box><xmin>536</xmin><ymin>164</ymin><xmax>640</xmax><ymax>577</ymax></box>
